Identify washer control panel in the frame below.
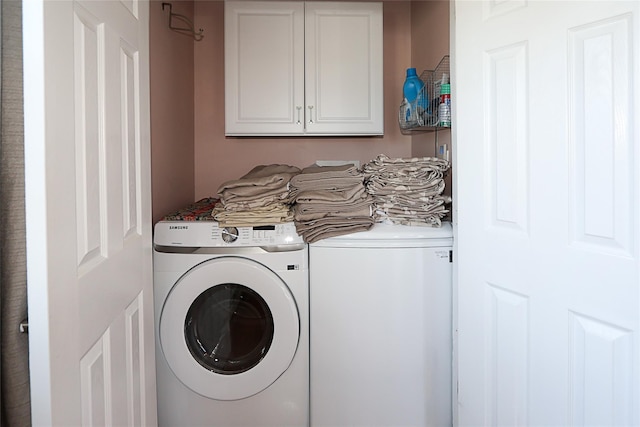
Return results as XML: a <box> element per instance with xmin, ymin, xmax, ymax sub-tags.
<box><xmin>154</xmin><ymin>221</ymin><xmax>303</xmax><ymax>247</ymax></box>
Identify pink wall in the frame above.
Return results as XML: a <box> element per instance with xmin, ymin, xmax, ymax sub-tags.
<box><xmin>410</xmin><ymin>0</ymin><xmax>452</xmax><ymax>199</ymax></box>
<box><xmin>150</xmin><ymin>0</ymin><xmax>196</xmax><ymax>222</ymax></box>
<box><xmin>193</xmin><ymin>1</ymin><xmax>414</xmax><ymax>200</ymax></box>
<box><xmin>411</xmin><ymin>0</ymin><xmax>450</xmax><ymax>82</ymax></box>
<box><xmin>410</xmin><ymin>0</ymin><xmax>451</xmax><ymax>159</ymax></box>
<box><xmin>149</xmin><ymin>1</ymin><xmax>451</xmax><ymax>214</ymax></box>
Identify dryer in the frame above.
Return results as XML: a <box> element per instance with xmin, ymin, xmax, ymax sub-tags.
<box><xmin>153</xmin><ymin>219</ymin><xmax>308</xmax><ymax>427</ymax></box>
<box><xmin>309</xmin><ymin>223</ymin><xmax>453</xmax><ymax>427</ymax></box>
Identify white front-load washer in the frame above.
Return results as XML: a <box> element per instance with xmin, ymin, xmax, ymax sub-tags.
<box><xmin>153</xmin><ymin>218</ymin><xmax>308</xmax><ymax>427</ymax></box>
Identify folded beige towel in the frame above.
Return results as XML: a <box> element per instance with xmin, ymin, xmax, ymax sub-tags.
<box><xmin>294</xmin><ymin>184</ymin><xmax>367</xmax><ymax>204</ymax></box>
<box><xmin>294</xmin><ymin>201</ymin><xmax>372</xmax><ymax>222</ymax></box>
<box><xmin>217</xmin><ymin>164</ymin><xmax>301</xmax><ymax>199</ymax></box>
<box><xmin>290</xmin><ymin>164</ymin><xmax>362</xmax><ymax>188</ymax></box>
<box><xmin>295</xmin><ymin>216</ymin><xmax>374</xmax><ymax>243</ymax></box>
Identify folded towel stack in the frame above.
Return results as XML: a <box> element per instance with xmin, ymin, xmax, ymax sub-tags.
<box><xmin>289</xmin><ymin>164</ymin><xmax>374</xmax><ymax>243</ymax></box>
<box><xmin>213</xmin><ymin>164</ymin><xmax>301</xmax><ymax>226</ymax></box>
<box><xmin>363</xmin><ymin>154</ymin><xmax>452</xmax><ymax>227</ymax></box>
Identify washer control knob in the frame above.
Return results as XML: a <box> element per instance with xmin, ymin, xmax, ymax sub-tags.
<box><xmin>221</xmin><ymin>227</ymin><xmax>239</xmax><ymax>243</ymax></box>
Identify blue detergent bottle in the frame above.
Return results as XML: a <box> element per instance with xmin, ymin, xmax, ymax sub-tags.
<box><xmin>403</xmin><ymin>68</ymin><xmax>427</xmax><ymax>124</ymax></box>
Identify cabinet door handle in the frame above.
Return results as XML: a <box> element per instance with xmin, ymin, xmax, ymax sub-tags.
<box><xmin>308</xmin><ymin>106</ymin><xmax>314</xmax><ymax>124</ymax></box>
<box><xmin>296</xmin><ymin>106</ymin><xmax>302</xmax><ymax>124</ymax></box>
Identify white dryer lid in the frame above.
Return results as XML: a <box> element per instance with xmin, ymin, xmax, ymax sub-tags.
<box><xmin>310</xmin><ymin>222</ymin><xmax>453</xmax><ymax>248</ymax></box>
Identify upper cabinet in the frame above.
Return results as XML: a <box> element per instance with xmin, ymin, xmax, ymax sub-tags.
<box><xmin>225</xmin><ymin>1</ymin><xmax>384</xmax><ymax>136</ymax></box>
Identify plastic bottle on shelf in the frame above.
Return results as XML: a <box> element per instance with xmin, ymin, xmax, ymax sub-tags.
<box><xmin>438</xmin><ymin>81</ymin><xmax>451</xmax><ymax>127</ymax></box>
<box><xmin>402</xmin><ymin>68</ymin><xmax>426</xmax><ymax>125</ymax></box>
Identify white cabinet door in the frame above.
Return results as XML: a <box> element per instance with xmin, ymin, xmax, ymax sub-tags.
<box><xmin>305</xmin><ymin>2</ymin><xmax>383</xmax><ymax>135</ymax></box>
<box><xmin>225</xmin><ymin>1</ymin><xmax>305</xmax><ymax>135</ymax></box>
<box><xmin>454</xmin><ymin>0</ymin><xmax>640</xmax><ymax>425</ymax></box>
<box><xmin>23</xmin><ymin>0</ymin><xmax>157</xmax><ymax>425</ymax></box>
<box><xmin>224</xmin><ymin>1</ymin><xmax>383</xmax><ymax>136</ymax></box>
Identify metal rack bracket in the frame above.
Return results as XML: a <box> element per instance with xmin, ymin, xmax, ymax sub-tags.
<box><xmin>162</xmin><ymin>2</ymin><xmax>204</xmax><ymax>42</ymax></box>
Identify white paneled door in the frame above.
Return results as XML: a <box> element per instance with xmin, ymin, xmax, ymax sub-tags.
<box><xmin>455</xmin><ymin>1</ymin><xmax>639</xmax><ymax>425</ymax></box>
<box><xmin>23</xmin><ymin>0</ymin><xmax>156</xmax><ymax>425</ymax></box>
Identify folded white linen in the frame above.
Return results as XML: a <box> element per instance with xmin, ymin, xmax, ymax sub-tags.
<box><xmin>212</xmin><ymin>203</ymin><xmax>294</xmax><ymax>226</ymax></box>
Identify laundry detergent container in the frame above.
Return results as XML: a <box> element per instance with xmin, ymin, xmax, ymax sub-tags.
<box><xmin>309</xmin><ymin>223</ymin><xmax>453</xmax><ymax>427</ymax></box>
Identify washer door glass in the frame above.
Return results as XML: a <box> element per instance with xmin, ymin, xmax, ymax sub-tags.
<box><xmin>185</xmin><ymin>283</ymin><xmax>274</xmax><ymax>375</ymax></box>
<box><xmin>160</xmin><ymin>256</ymin><xmax>300</xmax><ymax>401</ymax></box>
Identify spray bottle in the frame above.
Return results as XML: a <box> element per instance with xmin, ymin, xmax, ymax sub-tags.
<box><xmin>438</xmin><ymin>73</ymin><xmax>451</xmax><ymax>127</ymax></box>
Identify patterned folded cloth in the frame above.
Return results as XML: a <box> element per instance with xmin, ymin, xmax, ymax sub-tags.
<box><xmin>366</xmin><ymin>178</ymin><xmax>445</xmax><ymax>198</ymax></box>
<box><xmin>162</xmin><ymin>198</ymin><xmax>219</xmax><ymax>221</ymax></box>
<box><xmin>363</xmin><ymin>153</ymin><xmax>450</xmax><ymax>175</ymax></box>
<box><xmin>363</xmin><ymin>154</ymin><xmax>451</xmax><ymax>227</ymax></box>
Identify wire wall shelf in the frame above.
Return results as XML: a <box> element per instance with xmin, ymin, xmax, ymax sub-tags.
<box><xmin>398</xmin><ymin>55</ymin><xmax>450</xmax><ymax>132</ymax></box>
